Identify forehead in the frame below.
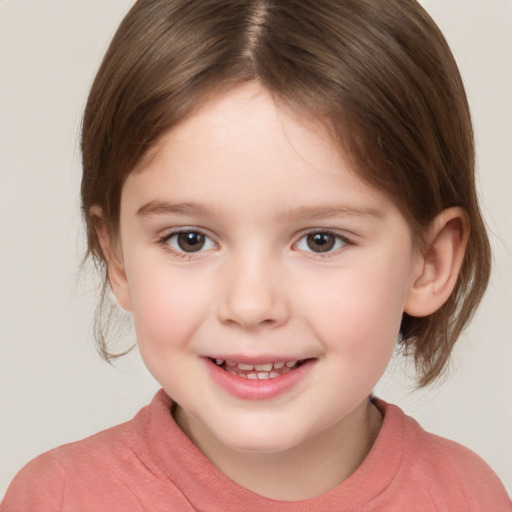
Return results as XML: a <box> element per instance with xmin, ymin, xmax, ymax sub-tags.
<box><xmin>124</xmin><ymin>83</ymin><xmax>393</xmax><ymax>219</ymax></box>
<box><xmin>136</xmin><ymin>83</ymin><xmax>342</xmax><ymax>172</ymax></box>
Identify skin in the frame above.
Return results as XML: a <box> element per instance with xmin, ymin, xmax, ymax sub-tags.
<box><xmin>96</xmin><ymin>83</ymin><xmax>469</xmax><ymax>500</ymax></box>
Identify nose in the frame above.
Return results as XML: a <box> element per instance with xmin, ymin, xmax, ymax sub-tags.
<box><xmin>217</xmin><ymin>250</ymin><xmax>290</xmax><ymax>329</ymax></box>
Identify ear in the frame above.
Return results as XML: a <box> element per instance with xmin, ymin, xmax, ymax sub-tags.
<box><xmin>405</xmin><ymin>207</ymin><xmax>469</xmax><ymax>317</ymax></box>
<box><xmin>90</xmin><ymin>206</ymin><xmax>132</xmax><ymax>311</ymax></box>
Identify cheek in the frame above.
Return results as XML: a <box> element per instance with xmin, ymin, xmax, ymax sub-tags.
<box><xmin>126</xmin><ymin>264</ymin><xmax>212</xmax><ymax>351</ymax></box>
<box><xmin>299</xmin><ymin>255</ymin><xmax>411</xmax><ymax>354</ymax></box>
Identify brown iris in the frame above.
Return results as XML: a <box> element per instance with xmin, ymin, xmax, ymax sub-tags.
<box><xmin>177</xmin><ymin>232</ymin><xmax>206</xmax><ymax>252</ymax></box>
<box><xmin>306</xmin><ymin>233</ymin><xmax>336</xmax><ymax>253</ymax></box>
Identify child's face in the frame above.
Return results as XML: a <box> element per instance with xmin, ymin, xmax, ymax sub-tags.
<box><xmin>114</xmin><ymin>83</ymin><xmax>420</xmax><ymax>455</ymax></box>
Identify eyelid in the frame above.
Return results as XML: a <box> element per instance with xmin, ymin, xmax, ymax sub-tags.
<box><xmin>157</xmin><ymin>227</ymin><xmax>354</xmax><ymax>260</ymax></box>
<box><xmin>293</xmin><ymin>229</ymin><xmax>353</xmax><ymax>256</ymax></box>
<box><xmin>159</xmin><ymin>227</ymin><xmax>218</xmax><ymax>257</ymax></box>
<box><xmin>160</xmin><ymin>226</ymin><xmax>211</xmax><ymax>240</ymax></box>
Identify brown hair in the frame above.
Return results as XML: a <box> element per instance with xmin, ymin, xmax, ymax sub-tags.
<box><xmin>81</xmin><ymin>0</ymin><xmax>491</xmax><ymax>387</ymax></box>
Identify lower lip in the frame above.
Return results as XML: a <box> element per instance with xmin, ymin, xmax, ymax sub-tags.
<box><xmin>204</xmin><ymin>358</ymin><xmax>315</xmax><ymax>400</ymax></box>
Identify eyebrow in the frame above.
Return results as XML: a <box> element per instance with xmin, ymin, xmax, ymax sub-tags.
<box><xmin>277</xmin><ymin>203</ymin><xmax>384</xmax><ymax>223</ymax></box>
<box><xmin>136</xmin><ymin>201</ymin><xmax>212</xmax><ymax>218</ymax></box>
<box><xmin>136</xmin><ymin>200</ymin><xmax>383</xmax><ymax>222</ymax></box>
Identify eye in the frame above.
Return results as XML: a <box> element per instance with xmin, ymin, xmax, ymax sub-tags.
<box><xmin>295</xmin><ymin>231</ymin><xmax>348</xmax><ymax>254</ymax></box>
<box><xmin>164</xmin><ymin>230</ymin><xmax>216</xmax><ymax>253</ymax></box>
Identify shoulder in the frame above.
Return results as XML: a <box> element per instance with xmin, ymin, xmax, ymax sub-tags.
<box><xmin>1</xmin><ymin>449</ymin><xmax>66</xmax><ymax>512</ymax></box>
<box><xmin>1</xmin><ymin>413</ymin><xmax>140</xmax><ymax>512</ymax></box>
<box><xmin>377</xmin><ymin>400</ymin><xmax>511</xmax><ymax>511</ymax></box>
<box><xmin>1</xmin><ymin>391</ymin><xmax>194</xmax><ymax>512</ymax></box>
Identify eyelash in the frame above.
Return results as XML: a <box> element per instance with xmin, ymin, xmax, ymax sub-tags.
<box><xmin>159</xmin><ymin>229</ymin><xmax>217</xmax><ymax>260</ymax></box>
<box><xmin>294</xmin><ymin>230</ymin><xmax>352</xmax><ymax>258</ymax></box>
<box><xmin>158</xmin><ymin>228</ymin><xmax>353</xmax><ymax>259</ymax></box>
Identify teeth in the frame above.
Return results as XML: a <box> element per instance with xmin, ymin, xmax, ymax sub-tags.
<box><xmin>254</xmin><ymin>363</ymin><xmax>273</xmax><ymax>371</ymax></box>
<box><xmin>236</xmin><ymin>360</ymin><xmax>301</xmax><ymax>370</ymax></box>
<box><xmin>228</xmin><ymin>370</ymin><xmax>246</xmax><ymax>378</ymax></box>
<box><xmin>213</xmin><ymin>358</ymin><xmax>304</xmax><ymax>372</ymax></box>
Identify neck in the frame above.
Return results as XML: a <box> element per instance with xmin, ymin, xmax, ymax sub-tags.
<box><xmin>174</xmin><ymin>398</ymin><xmax>382</xmax><ymax>501</ymax></box>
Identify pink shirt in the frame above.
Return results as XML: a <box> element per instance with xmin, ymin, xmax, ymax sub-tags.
<box><xmin>2</xmin><ymin>389</ymin><xmax>511</xmax><ymax>511</ymax></box>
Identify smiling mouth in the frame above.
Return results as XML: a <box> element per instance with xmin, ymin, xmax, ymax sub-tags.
<box><xmin>209</xmin><ymin>358</ymin><xmax>308</xmax><ymax>380</ymax></box>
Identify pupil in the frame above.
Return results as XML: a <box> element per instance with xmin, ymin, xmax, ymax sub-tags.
<box><xmin>307</xmin><ymin>233</ymin><xmax>335</xmax><ymax>253</ymax></box>
<box><xmin>178</xmin><ymin>232</ymin><xmax>205</xmax><ymax>252</ymax></box>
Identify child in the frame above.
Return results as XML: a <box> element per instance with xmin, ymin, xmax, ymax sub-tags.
<box><xmin>2</xmin><ymin>0</ymin><xmax>511</xmax><ymax>510</ymax></box>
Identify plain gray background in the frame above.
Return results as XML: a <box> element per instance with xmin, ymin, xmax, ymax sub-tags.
<box><xmin>1</xmin><ymin>0</ymin><xmax>511</xmax><ymax>497</ymax></box>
